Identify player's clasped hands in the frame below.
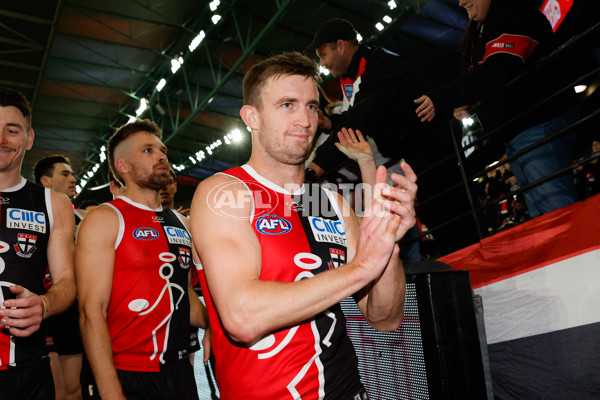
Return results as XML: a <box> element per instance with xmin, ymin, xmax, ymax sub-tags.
<box><xmin>357</xmin><ymin>163</ymin><xmax>417</xmax><ymax>278</ymax></box>
<box><xmin>377</xmin><ymin>162</ymin><xmax>417</xmax><ymax>242</ymax></box>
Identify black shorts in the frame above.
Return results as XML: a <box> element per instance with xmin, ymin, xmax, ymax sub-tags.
<box><xmin>45</xmin><ymin>299</ymin><xmax>83</xmax><ymax>355</ymax></box>
<box><xmin>0</xmin><ymin>358</ymin><xmax>54</xmax><ymax>400</ymax></box>
<box><xmin>81</xmin><ymin>357</ymin><xmax>198</xmax><ymax>400</ymax></box>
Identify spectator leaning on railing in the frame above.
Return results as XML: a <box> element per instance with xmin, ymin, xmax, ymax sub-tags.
<box><xmin>414</xmin><ymin>0</ymin><xmax>581</xmax><ymax>218</ymax></box>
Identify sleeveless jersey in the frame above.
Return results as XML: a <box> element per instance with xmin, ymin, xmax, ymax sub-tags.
<box><xmin>0</xmin><ymin>178</ymin><xmax>52</xmax><ymax>369</ymax></box>
<box><xmin>105</xmin><ymin>197</ymin><xmax>192</xmax><ymax>372</ymax></box>
<box><xmin>198</xmin><ymin>165</ymin><xmax>364</xmax><ymax>399</ymax></box>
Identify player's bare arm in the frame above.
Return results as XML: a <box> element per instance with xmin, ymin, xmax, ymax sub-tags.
<box><xmin>76</xmin><ymin>205</ymin><xmax>126</xmax><ymax>400</ymax></box>
<box><xmin>178</xmin><ymin>215</ymin><xmax>211</xmax><ymax>362</ymax></box>
<box><xmin>190</xmin><ymin>173</ymin><xmax>399</xmax><ymax>345</ymax></box>
<box><xmin>1</xmin><ymin>191</ymin><xmax>76</xmax><ymax>337</ymax></box>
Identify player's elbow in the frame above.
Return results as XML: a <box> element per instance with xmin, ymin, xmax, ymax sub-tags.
<box><xmin>220</xmin><ymin>311</ymin><xmax>265</xmax><ymax>345</ymax></box>
<box><xmin>368</xmin><ymin>312</ymin><xmax>404</xmax><ymax>332</ymax></box>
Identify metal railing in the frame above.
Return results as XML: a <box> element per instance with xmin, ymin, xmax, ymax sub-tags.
<box><xmin>403</xmin><ymin>22</ymin><xmax>600</xmax><ymax>257</ymax></box>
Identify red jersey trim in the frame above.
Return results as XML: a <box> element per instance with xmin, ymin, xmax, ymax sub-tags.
<box><xmin>340</xmin><ymin>57</ymin><xmax>367</xmax><ymax>100</ymax></box>
<box><xmin>479</xmin><ymin>33</ymin><xmax>539</xmax><ymax>65</ymax></box>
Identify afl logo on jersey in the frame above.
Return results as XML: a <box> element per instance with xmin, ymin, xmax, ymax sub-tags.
<box><xmin>256</xmin><ymin>214</ymin><xmax>291</xmax><ymax>235</ymax></box>
<box><xmin>133</xmin><ymin>227</ymin><xmax>159</xmax><ymax>240</ymax></box>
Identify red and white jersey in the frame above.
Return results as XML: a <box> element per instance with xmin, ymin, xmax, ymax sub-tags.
<box><xmin>198</xmin><ymin>165</ymin><xmax>364</xmax><ymax>399</ymax></box>
<box><xmin>105</xmin><ymin>197</ymin><xmax>192</xmax><ymax>372</ymax></box>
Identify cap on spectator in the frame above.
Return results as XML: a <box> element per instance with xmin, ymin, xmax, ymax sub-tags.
<box><xmin>305</xmin><ymin>18</ymin><xmax>357</xmax><ymax>53</ymax></box>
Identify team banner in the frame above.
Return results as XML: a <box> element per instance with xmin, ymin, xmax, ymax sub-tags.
<box><xmin>440</xmin><ymin>194</ymin><xmax>600</xmax><ymax>399</ymax></box>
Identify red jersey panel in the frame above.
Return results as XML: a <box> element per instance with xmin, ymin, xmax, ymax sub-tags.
<box><xmin>105</xmin><ymin>197</ymin><xmax>192</xmax><ymax>372</ymax></box>
<box><xmin>198</xmin><ymin>165</ymin><xmax>364</xmax><ymax>399</ymax></box>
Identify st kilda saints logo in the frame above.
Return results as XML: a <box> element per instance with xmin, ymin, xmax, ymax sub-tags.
<box><xmin>14</xmin><ymin>233</ymin><xmax>37</xmax><ymax>258</ymax></box>
<box><xmin>178</xmin><ymin>247</ymin><xmax>191</xmax><ymax>269</ymax></box>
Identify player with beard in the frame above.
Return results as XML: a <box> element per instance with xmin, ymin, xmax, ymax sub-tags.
<box><xmin>76</xmin><ymin>119</ymin><xmax>208</xmax><ymax>399</ymax></box>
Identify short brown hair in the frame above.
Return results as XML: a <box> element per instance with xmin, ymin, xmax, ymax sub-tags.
<box><xmin>243</xmin><ymin>52</ymin><xmax>320</xmax><ymax>108</ymax></box>
<box><xmin>33</xmin><ymin>155</ymin><xmax>71</xmax><ymax>185</ymax></box>
<box><xmin>107</xmin><ymin>119</ymin><xmax>162</xmax><ymax>186</ymax></box>
<box><xmin>0</xmin><ymin>87</ymin><xmax>32</xmax><ymax>129</ymax></box>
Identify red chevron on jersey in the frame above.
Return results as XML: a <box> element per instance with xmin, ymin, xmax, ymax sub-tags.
<box><xmin>480</xmin><ymin>33</ymin><xmax>539</xmax><ymax>65</ymax></box>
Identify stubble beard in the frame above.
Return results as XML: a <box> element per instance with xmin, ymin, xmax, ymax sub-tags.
<box><xmin>134</xmin><ymin>164</ymin><xmax>170</xmax><ymax>191</ymax></box>
<box><xmin>260</xmin><ymin>129</ymin><xmax>313</xmax><ymax>166</ymax></box>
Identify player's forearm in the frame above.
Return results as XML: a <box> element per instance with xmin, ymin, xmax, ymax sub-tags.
<box><xmin>43</xmin><ymin>277</ymin><xmax>76</xmax><ymax>318</ymax></box>
<box><xmin>189</xmin><ymin>289</ymin><xmax>208</xmax><ymax>329</ymax></box>
<box><xmin>80</xmin><ymin>308</ymin><xmax>126</xmax><ymax>400</ymax></box>
<box><xmin>359</xmin><ymin>160</ymin><xmax>377</xmax><ymax>211</ymax></box>
<box><xmin>217</xmin><ymin>261</ymin><xmax>372</xmax><ymax>345</ymax></box>
<box><xmin>363</xmin><ymin>249</ymin><xmax>405</xmax><ymax>332</ymax></box>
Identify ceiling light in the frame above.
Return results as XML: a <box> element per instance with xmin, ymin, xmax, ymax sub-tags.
<box><xmin>209</xmin><ymin>0</ymin><xmax>220</xmax><ymax>11</ymax></box>
<box><xmin>75</xmin><ymin>185</ymin><xmax>81</xmax><ymax>194</ymax></box>
<box><xmin>171</xmin><ymin>59</ymin><xmax>181</xmax><ymax>73</ymax></box>
<box><xmin>319</xmin><ymin>66</ymin><xmax>330</xmax><ymax>76</ymax></box>
<box><xmin>101</xmin><ymin>145</ymin><xmax>106</xmax><ymax>152</ymax></box>
<box><xmin>156</xmin><ymin>78</ymin><xmax>166</xmax><ymax>92</ymax></box>
<box><xmin>211</xmin><ymin>15</ymin><xmax>221</xmax><ymax>24</ymax></box>
<box><xmin>356</xmin><ymin>33</ymin><xmax>363</xmax><ymax>42</ymax></box>
<box><xmin>375</xmin><ymin>23</ymin><xmax>384</xmax><ymax>31</ymax></box>
<box><xmin>135</xmin><ymin>98</ymin><xmax>147</xmax><ymax>116</ymax></box>
<box><xmin>80</xmin><ymin>179</ymin><xmax>87</xmax><ymax>187</ymax></box>
<box><xmin>574</xmin><ymin>85</ymin><xmax>587</xmax><ymax>94</ymax></box>
<box><xmin>87</xmin><ymin>171</ymin><xmax>94</xmax><ymax>178</ymax></box>
<box><xmin>189</xmin><ymin>31</ymin><xmax>206</xmax><ymax>52</ymax></box>
<box><xmin>231</xmin><ymin>128</ymin><xmax>242</xmax><ymax>142</ymax></box>
<box><xmin>128</xmin><ymin>116</ymin><xmax>136</xmax><ymax>123</ymax></box>
<box><xmin>462</xmin><ymin>117</ymin><xmax>474</xmax><ymax>127</ymax></box>
<box><xmin>383</xmin><ymin>15</ymin><xmax>392</xmax><ymax>23</ymax></box>
<box><xmin>388</xmin><ymin>0</ymin><xmax>397</xmax><ymax>9</ymax></box>
<box><xmin>246</xmin><ymin>126</ymin><xmax>251</xmax><ymax>132</ymax></box>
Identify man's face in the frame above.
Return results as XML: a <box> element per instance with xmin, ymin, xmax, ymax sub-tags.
<box><xmin>316</xmin><ymin>42</ymin><xmax>348</xmax><ymax>78</ymax></box>
<box><xmin>46</xmin><ymin>162</ymin><xmax>76</xmax><ymax>198</ymax></box>
<box><xmin>459</xmin><ymin>0</ymin><xmax>492</xmax><ymax>21</ymax></box>
<box><xmin>159</xmin><ymin>175</ymin><xmax>177</xmax><ymax>208</ymax></box>
<box><xmin>120</xmin><ymin>132</ymin><xmax>169</xmax><ymax>191</ymax></box>
<box><xmin>0</xmin><ymin>105</ymin><xmax>33</xmax><ymax>174</ymax></box>
<box><xmin>592</xmin><ymin>140</ymin><xmax>600</xmax><ymax>154</ymax></box>
<box><xmin>253</xmin><ymin>74</ymin><xmax>319</xmax><ymax>166</ymax></box>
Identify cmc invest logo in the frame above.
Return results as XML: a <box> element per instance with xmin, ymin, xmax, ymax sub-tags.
<box><xmin>207</xmin><ymin>180</ymin><xmax>278</xmax><ymax>220</ymax></box>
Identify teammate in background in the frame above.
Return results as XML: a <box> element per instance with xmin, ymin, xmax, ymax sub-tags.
<box><xmin>159</xmin><ymin>167</ymin><xmax>209</xmax><ymax>367</ymax></box>
<box><xmin>160</xmin><ymin>167</ymin><xmax>190</xmax><ymax>217</ymax></box>
<box><xmin>108</xmin><ymin>171</ymin><xmax>125</xmax><ymax>199</ymax></box>
<box><xmin>34</xmin><ymin>154</ymin><xmax>84</xmax><ymax>400</ymax></box>
<box><xmin>191</xmin><ymin>52</ymin><xmax>417</xmax><ymax>399</ymax></box>
<box><xmin>0</xmin><ymin>87</ymin><xmax>76</xmax><ymax>397</ymax></box>
<box><xmin>76</xmin><ymin>119</ymin><xmax>208</xmax><ymax>399</ymax></box>
<box><xmin>78</xmin><ymin>200</ymin><xmax>100</xmax><ymax>213</ymax></box>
